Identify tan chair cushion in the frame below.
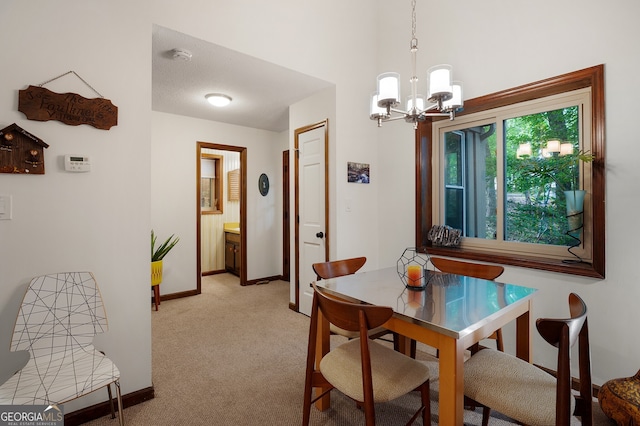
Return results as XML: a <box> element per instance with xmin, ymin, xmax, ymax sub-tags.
<box><xmin>464</xmin><ymin>348</ymin><xmax>574</xmax><ymax>425</ymax></box>
<box><xmin>320</xmin><ymin>338</ymin><xmax>430</xmax><ymax>403</ymax></box>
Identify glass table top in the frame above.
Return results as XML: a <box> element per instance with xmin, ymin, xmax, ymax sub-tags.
<box><xmin>316</xmin><ymin>267</ymin><xmax>537</xmax><ymax>339</ymax></box>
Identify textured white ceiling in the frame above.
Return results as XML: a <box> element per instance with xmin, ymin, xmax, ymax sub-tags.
<box><xmin>152</xmin><ymin>25</ymin><xmax>333</xmax><ymax>133</ymax></box>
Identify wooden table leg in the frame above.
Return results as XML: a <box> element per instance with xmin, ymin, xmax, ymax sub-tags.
<box><xmin>437</xmin><ymin>336</ymin><xmax>465</xmax><ymax>425</ymax></box>
<box><xmin>395</xmin><ymin>333</ymin><xmax>413</xmax><ymax>356</ymax></box>
<box><xmin>515</xmin><ymin>300</ymin><xmax>532</xmax><ymax>362</ymax></box>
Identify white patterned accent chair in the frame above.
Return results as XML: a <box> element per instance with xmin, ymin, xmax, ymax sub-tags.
<box><xmin>0</xmin><ymin>272</ymin><xmax>124</xmax><ymax>425</ymax></box>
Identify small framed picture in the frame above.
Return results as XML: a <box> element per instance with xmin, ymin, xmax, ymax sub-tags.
<box><xmin>347</xmin><ymin>162</ymin><xmax>370</xmax><ymax>184</ymax></box>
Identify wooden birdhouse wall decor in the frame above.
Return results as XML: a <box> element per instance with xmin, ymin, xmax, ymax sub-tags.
<box><xmin>0</xmin><ymin>123</ymin><xmax>49</xmax><ymax>174</ymax></box>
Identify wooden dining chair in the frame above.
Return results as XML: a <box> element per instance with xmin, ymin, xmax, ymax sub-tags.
<box><xmin>302</xmin><ymin>282</ymin><xmax>431</xmax><ymax>426</ymax></box>
<box><xmin>463</xmin><ymin>293</ymin><xmax>592</xmax><ymax>426</ymax></box>
<box><xmin>312</xmin><ymin>257</ymin><xmax>392</xmax><ymax>342</ymax></box>
<box><xmin>430</xmin><ymin>257</ymin><xmax>505</xmax><ymax>352</ymax></box>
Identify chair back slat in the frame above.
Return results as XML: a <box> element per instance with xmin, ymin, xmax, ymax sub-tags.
<box><xmin>11</xmin><ymin>272</ymin><xmax>107</xmax><ymax>356</ymax></box>
<box><xmin>313</xmin><ymin>257</ymin><xmax>366</xmax><ymax>280</ymax></box>
<box><xmin>535</xmin><ymin>293</ymin><xmax>591</xmax><ymax>426</ymax></box>
<box><xmin>430</xmin><ymin>257</ymin><xmax>504</xmax><ymax>280</ymax></box>
<box><xmin>312</xmin><ymin>282</ymin><xmax>392</xmax><ymax>332</ymax></box>
<box><xmin>536</xmin><ymin>294</ymin><xmax>586</xmax><ymax>349</ymax></box>
<box><xmin>578</xmin><ymin>314</ymin><xmax>593</xmax><ymax>425</ymax></box>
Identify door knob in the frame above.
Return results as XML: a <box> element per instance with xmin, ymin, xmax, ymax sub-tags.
<box><xmin>316</xmin><ymin>231</ymin><xmax>324</xmax><ymax>239</ymax></box>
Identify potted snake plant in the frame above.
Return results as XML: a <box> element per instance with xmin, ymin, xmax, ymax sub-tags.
<box><xmin>151</xmin><ymin>230</ymin><xmax>180</xmax><ymax>286</ymax></box>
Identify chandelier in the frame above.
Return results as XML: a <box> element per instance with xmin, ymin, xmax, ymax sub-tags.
<box><xmin>370</xmin><ymin>0</ymin><xmax>463</xmax><ymax>128</ymax></box>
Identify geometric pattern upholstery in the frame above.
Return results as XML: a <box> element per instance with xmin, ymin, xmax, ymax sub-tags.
<box><xmin>0</xmin><ymin>272</ymin><xmax>123</xmax><ymax>424</ymax></box>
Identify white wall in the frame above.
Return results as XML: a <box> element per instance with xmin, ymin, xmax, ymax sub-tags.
<box><xmin>0</xmin><ymin>0</ymin><xmax>378</xmax><ymax>413</ymax></box>
<box><xmin>0</xmin><ymin>0</ymin><xmax>153</xmax><ymax>411</ymax></box>
<box><xmin>152</xmin><ymin>112</ymin><xmax>284</xmax><ymax>289</ymax></box>
<box><xmin>375</xmin><ymin>0</ymin><xmax>640</xmax><ymax>386</ymax></box>
<box><xmin>0</xmin><ymin>0</ymin><xmax>379</xmax><ymax>413</ymax></box>
<box><xmin>151</xmin><ymin>0</ymin><xmax>382</xmax><ymax>271</ymax></box>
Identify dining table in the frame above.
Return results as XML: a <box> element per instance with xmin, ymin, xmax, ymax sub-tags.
<box><xmin>313</xmin><ymin>265</ymin><xmax>538</xmax><ymax>425</ymax></box>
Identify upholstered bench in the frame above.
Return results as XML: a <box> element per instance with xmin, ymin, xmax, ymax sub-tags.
<box><xmin>599</xmin><ymin>369</ymin><xmax>640</xmax><ymax>425</ymax></box>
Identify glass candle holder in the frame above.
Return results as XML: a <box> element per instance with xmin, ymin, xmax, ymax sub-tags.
<box><xmin>397</xmin><ymin>247</ymin><xmax>429</xmax><ymax>290</ymax></box>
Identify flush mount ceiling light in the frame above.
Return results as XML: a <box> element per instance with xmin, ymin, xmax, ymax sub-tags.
<box><xmin>205</xmin><ymin>93</ymin><xmax>232</xmax><ymax>107</ymax></box>
<box><xmin>370</xmin><ymin>0</ymin><xmax>464</xmax><ymax>129</ymax></box>
<box><xmin>171</xmin><ymin>48</ymin><xmax>192</xmax><ymax>61</ymax></box>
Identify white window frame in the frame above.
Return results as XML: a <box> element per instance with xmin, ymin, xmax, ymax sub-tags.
<box><xmin>432</xmin><ymin>89</ymin><xmax>593</xmax><ymax>262</ymax></box>
<box><xmin>415</xmin><ymin>65</ymin><xmax>605</xmax><ymax>278</ymax></box>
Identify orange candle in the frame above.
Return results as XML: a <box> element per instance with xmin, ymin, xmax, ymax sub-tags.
<box><xmin>407</xmin><ymin>265</ymin><xmax>422</xmax><ymax>287</ymax></box>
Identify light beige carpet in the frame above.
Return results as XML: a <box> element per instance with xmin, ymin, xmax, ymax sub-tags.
<box><xmin>83</xmin><ymin>273</ymin><xmax>612</xmax><ymax>425</ymax></box>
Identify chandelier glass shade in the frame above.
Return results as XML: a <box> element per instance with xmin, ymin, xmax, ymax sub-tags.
<box><xmin>516</xmin><ymin>140</ymin><xmax>575</xmax><ymax>159</ymax></box>
<box><xmin>370</xmin><ymin>1</ymin><xmax>463</xmax><ymax>128</ymax></box>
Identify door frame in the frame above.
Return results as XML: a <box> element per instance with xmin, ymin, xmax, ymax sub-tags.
<box><xmin>293</xmin><ymin>120</ymin><xmax>329</xmax><ymax>312</ymax></box>
<box><xmin>282</xmin><ymin>150</ymin><xmax>290</xmax><ymax>282</ymax></box>
<box><xmin>196</xmin><ymin>142</ymin><xmax>247</xmax><ymax>291</ymax></box>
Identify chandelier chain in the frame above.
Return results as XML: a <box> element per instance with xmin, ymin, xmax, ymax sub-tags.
<box><xmin>411</xmin><ymin>0</ymin><xmax>417</xmax><ymax>40</ymax></box>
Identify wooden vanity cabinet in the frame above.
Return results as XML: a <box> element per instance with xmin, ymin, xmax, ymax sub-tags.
<box><xmin>225</xmin><ymin>232</ymin><xmax>241</xmax><ymax>276</ymax></box>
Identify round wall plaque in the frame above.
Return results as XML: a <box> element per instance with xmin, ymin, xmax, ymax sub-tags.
<box><xmin>258</xmin><ymin>173</ymin><xmax>269</xmax><ymax>196</ymax></box>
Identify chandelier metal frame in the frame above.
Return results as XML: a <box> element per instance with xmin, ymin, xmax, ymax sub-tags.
<box><xmin>370</xmin><ymin>0</ymin><xmax>463</xmax><ymax>128</ymax></box>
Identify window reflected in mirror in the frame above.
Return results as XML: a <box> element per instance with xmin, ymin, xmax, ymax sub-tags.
<box><xmin>201</xmin><ymin>154</ymin><xmax>223</xmax><ymax>214</ymax></box>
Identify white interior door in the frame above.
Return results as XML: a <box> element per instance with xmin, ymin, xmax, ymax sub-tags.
<box><xmin>296</xmin><ymin>122</ymin><xmax>327</xmax><ymax>316</ymax></box>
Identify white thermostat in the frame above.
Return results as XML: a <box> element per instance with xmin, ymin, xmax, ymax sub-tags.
<box><xmin>64</xmin><ymin>155</ymin><xmax>91</xmax><ymax>172</ymax></box>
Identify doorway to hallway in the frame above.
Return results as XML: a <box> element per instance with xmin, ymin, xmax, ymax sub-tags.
<box><xmin>196</xmin><ymin>142</ymin><xmax>247</xmax><ymax>291</ymax></box>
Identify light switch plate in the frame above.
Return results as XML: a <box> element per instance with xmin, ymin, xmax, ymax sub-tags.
<box><xmin>0</xmin><ymin>194</ymin><xmax>12</xmax><ymax>220</ymax></box>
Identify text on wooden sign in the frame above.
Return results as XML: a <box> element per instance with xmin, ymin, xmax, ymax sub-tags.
<box><xmin>18</xmin><ymin>85</ymin><xmax>118</xmax><ymax>130</ymax></box>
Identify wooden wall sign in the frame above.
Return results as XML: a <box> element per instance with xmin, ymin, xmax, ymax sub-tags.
<box><xmin>18</xmin><ymin>85</ymin><xmax>118</xmax><ymax>130</ymax></box>
<box><xmin>0</xmin><ymin>123</ymin><xmax>49</xmax><ymax>174</ymax></box>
